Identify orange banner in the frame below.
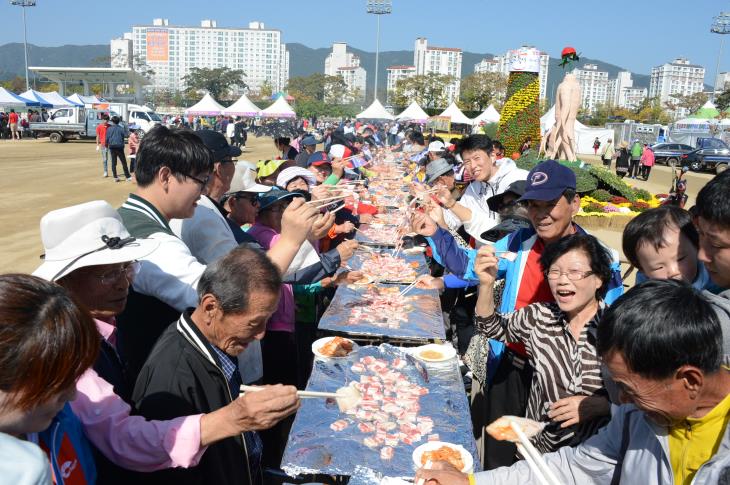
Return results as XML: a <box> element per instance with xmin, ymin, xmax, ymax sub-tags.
<box><xmin>146</xmin><ymin>29</ymin><xmax>169</xmax><ymax>62</ymax></box>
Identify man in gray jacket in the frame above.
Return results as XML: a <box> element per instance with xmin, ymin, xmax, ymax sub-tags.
<box><xmin>695</xmin><ymin>171</ymin><xmax>730</xmax><ymax>366</ymax></box>
<box><xmin>416</xmin><ymin>280</ymin><xmax>730</xmax><ymax>485</ymax></box>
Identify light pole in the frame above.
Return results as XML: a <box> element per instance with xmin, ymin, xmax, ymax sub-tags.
<box><xmin>366</xmin><ymin>0</ymin><xmax>392</xmax><ymax>102</ymax></box>
<box><xmin>10</xmin><ymin>0</ymin><xmax>36</xmax><ymax>92</ymax></box>
<box><xmin>711</xmin><ymin>11</ymin><xmax>730</xmax><ymax>100</ymax></box>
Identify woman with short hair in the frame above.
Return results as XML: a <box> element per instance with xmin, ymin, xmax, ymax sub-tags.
<box><xmin>472</xmin><ymin>233</ymin><xmax>613</xmax><ymax>455</ymax></box>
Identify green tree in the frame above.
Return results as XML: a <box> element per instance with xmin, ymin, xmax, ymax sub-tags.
<box><xmin>459</xmin><ymin>72</ymin><xmax>507</xmax><ymax>111</ymax></box>
<box><xmin>635</xmin><ymin>97</ymin><xmax>671</xmax><ymax>124</ymax></box>
<box><xmin>182</xmin><ymin>67</ymin><xmax>247</xmax><ymax>100</ymax></box>
<box><xmin>664</xmin><ymin>92</ymin><xmax>709</xmax><ymax>116</ymax></box>
<box><xmin>258</xmin><ymin>79</ymin><xmax>274</xmax><ymax>99</ymax></box>
<box><xmin>286</xmin><ymin>73</ymin><xmax>347</xmax><ymax>103</ymax></box>
<box><xmin>391</xmin><ymin>73</ymin><xmax>455</xmax><ymax>109</ymax></box>
<box><xmin>717</xmin><ymin>88</ymin><xmax>730</xmax><ymax>113</ymax></box>
<box><xmin>1</xmin><ymin>76</ymin><xmax>27</xmax><ymax>92</ymax></box>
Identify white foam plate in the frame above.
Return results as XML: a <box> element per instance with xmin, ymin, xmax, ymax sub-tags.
<box><xmin>311</xmin><ymin>336</ymin><xmax>359</xmax><ymax>360</ymax></box>
<box><xmin>412</xmin><ymin>441</ymin><xmax>473</xmax><ymax>473</ymax></box>
<box><xmin>411</xmin><ymin>343</ymin><xmax>457</xmax><ymax>363</ymax></box>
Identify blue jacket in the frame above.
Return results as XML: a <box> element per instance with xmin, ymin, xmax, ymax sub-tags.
<box><xmin>38</xmin><ymin>403</ymin><xmax>96</xmax><ymax>484</ymax></box>
<box><xmin>105</xmin><ymin>124</ymin><xmax>125</xmax><ymax>149</ymax></box>
<box><xmin>427</xmin><ymin>223</ymin><xmax>624</xmax><ymax>313</ymax></box>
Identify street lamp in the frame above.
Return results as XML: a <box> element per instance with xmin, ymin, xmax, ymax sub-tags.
<box><xmin>9</xmin><ymin>0</ymin><xmax>36</xmax><ymax>92</ymax></box>
<box><xmin>711</xmin><ymin>11</ymin><xmax>730</xmax><ymax>100</ymax></box>
<box><xmin>366</xmin><ymin>0</ymin><xmax>392</xmax><ymax>102</ymax></box>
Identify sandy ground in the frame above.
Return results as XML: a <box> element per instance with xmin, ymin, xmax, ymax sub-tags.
<box><xmin>0</xmin><ymin>137</ymin><xmax>715</xmax><ymax>275</ymax></box>
<box><xmin>0</xmin><ymin>136</ymin><xmax>281</xmax><ymax>273</ymax></box>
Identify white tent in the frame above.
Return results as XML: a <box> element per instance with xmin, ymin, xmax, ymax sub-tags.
<box><xmin>0</xmin><ymin>87</ymin><xmax>37</xmax><ymax>107</ymax></box>
<box><xmin>540</xmin><ymin>105</ymin><xmax>614</xmax><ymax>155</ymax></box>
<box><xmin>260</xmin><ymin>96</ymin><xmax>296</xmax><ymax>118</ymax></box>
<box><xmin>19</xmin><ymin>89</ymin><xmax>56</xmax><ymax>108</ymax></box>
<box><xmin>356</xmin><ymin>99</ymin><xmax>394</xmax><ymax>120</ymax></box>
<box><xmin>438</xmin><ymin>102</ymin><xmax>473</xmax><ymax>125</ymax></box>
<box><xmin>40</xmin><ymin>91</ymin><xmax>81</xmax><ymax>107</ymax></box>
<box><xmin>396</xmin><ymin>101</ymin><xmax>429</xmax><ymax>122</ymax></box>
<box><xmin>184</xmin><ymin>93</ymin><xmax>225</xmax><ymax>116</ymax></box>
<box><xmin>472</xmin><ymin>104</ymin><xmax>501</xmax><ymax>124</ymax></box>
<box><xmin>223</xmin><ymin>93</ymin><xmax>261</xmax><ymax>117</ymax></box>
<box><xmin>67</xmin><ymin>93</ymin><xmax>103</xmax><ymax>105</ymax></box>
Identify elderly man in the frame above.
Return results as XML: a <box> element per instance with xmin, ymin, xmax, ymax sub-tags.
<box><xmin>132</xmin><ymin>247</ymin><xmax>299</xmax><ymax>485</ymax></box>
<box><xmin>417</xmin><ymin>279</ymin><xmax>730</xmax><ymax>484</ymax></box>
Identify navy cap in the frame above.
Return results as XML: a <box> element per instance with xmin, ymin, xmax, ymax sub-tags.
<box><xmin>307</xmin><ymin>151</ymin><xmax>331</xmax><ymax>167</ymax></box>
<box><xmin>256</xmin><ymin>188</ymin><xmax>304</xmax><ymax>211</ymax></box>
<box><xmin>194</xmin><ymin>129</ymin><xmax>242</xmax><ymax>162</ymax></box>
<box><xmin>519</xmin><ymin>160</ymin><xmax>576</xmax><ymax>202</ymax></box>
<box><xmin>301</xmin><ymin>136</ymin><xmax>317</xmax><ymax>146</ymax></box>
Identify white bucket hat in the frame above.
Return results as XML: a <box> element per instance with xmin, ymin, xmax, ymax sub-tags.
<box><xmin>276</xmin><ymin>166</ymin><xmax>317</xmax><ymax>190</ymax></box>
<box><xmin>227</xmin><ymin>161</ymin><xmax>273</xmax><ymax>194</ymax></box>
<box><xmin>33</xmin><ymin>200</ymin><xmax>158</xmax><ymax>282</ymax></box>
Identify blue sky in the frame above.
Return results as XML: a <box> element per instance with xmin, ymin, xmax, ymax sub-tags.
<box><xmin>0</xmin><ymin>0</ymin><xmax>728</xmax><ymax>78</ymax></box>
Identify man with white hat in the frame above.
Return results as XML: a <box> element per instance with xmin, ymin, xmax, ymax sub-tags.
<box><xmin>32</xmin><ymin>200</ymin><xmax>299</xmax><ymax>484</ymax></box>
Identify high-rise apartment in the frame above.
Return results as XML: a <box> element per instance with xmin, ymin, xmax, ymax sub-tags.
<box><xmin>572</xmin><ymin>64</ymin><xmax>609</xmax><ymax>113</ymax></box>
<box><xmin>413</xmin><ymin>38</ymin><xmax>462</xmax><ymax>104</ymax></box>
<box><xmin>121</xmin><ymin>18</ymin><xmax>289</xmax><ymax>96</ymax></box>
<box><xmin>649</xmin><ymin>57</ymin><xmax>705</xmax><ymax>118</ymax></box>
<box><xmin>324</xmin><ymin>43</ymin><xmax>366</xmax><ymax>102</ymax></box>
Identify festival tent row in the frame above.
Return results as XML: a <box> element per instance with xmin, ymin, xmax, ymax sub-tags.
<box><xmin>20</xmin><ymin>89</ymin><xmax>81</xmax><ymax>108</ymax></box>
<box><xmin>540</xmin><ymin>105</ymin><xmax>613</xmax><ymax>155</ymax></box>
<box><xmin>472</xmin><ymin>104</ymin><xmax>500</xmax><ymax>124</ymax></box>
<box><xmin>67</xmin><ymin>93</ymin><xmax>105</xmax><ymax>105</ymax></box>
<box><xmin>395</xmin><ymin>101</ymin><xmax>429</xmax><ymax>123</ymax></box>
<box><xmin>438</xmin><ymin>102</ymin><xmax>473</xmax><ymax>125</ymax></box>
<box><xmin>0</xmin><ymin>87</ymin><xmax>38</xmax><ymax>107</ymax></box>
<box><xmin>183</xmin><ymin>92</ymin><xmax>294</xmax><ymax>118</ymax></box>
<box><xmin>356</xmin><ymin>99</ymin><xmax>394</xmax><ymax>121</ymax></box>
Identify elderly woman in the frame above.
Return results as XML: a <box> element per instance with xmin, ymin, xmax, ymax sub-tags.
<box><xmin>0</xmin><ymin>274</ymin><xmax>99</xmax><ymax>483</ymax></box>
<box><xmin>472</xmin><ymin>233</ymin><xmax>613</xmax><ymax>454</ymax></box>
<box><xmin>33</xmin><ymin>200</ymin><xmax>299</xmax><ymax>484</ymax></box>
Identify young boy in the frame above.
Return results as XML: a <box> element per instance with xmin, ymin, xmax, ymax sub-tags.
<box><xmin>622</xmin><ymin>205</ymin><xmax>716</xmax><ymax>291</ymax></box>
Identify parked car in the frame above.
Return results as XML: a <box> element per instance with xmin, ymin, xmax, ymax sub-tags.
<box><xmin>682</xmin><ymin>137</ymin><xmax>730</xmax><ymax>174</ymax></box>
<box><xmin>30</xmin><ymin>107</ymin><xmax>127</xmax><ymax>143</ymax></box>
<box><xmin>650</xmin><ymin>143</ymin><xmax>695</xmax><ymax>167</ymax></box>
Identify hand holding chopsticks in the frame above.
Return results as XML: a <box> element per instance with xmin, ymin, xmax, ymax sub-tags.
<box><xmin>509</xmin><ymin>420</ymin><xmax>562</xmax><ymax>485</ymax></box>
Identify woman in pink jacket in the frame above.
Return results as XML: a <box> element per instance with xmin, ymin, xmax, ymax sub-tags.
<box><xmin>640</xmin><ymin>144</ymin><xmax>655</xmax><ymax>181</ymax></box>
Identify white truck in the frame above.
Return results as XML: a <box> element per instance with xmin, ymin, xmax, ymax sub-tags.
<box><xmin>30</xmin><ymin>107</ymin><xmax>127</xmax><ymax>143</ymax></box>
<box><xmin>49</xmin><ymin>103</ymin><xmax>161</xmax><ymax>133</ymax></box>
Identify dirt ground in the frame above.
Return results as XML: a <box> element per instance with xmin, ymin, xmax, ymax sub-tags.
<box><xmin>0</xmin><ymin>137</ymin><xmax>715</xmax><ymax>275</ymax></box>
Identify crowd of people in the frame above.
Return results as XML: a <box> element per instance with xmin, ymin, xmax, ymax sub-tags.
<box><xmin>1</xmin><ymin>119</ymin><xmax>729</xmax><ymax>485</ymax></box>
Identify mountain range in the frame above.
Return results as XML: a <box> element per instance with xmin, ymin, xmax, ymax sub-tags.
<box><xmin>0</xmin><ymin>41</ymin><xmax>656</xmax><ymax>103</ymax></box>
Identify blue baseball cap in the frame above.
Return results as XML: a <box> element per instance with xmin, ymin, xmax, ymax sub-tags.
<box><xmin>519</xmin><ymin>160</ymin><xmax>576</xmax><ymax>202</ymax></box>
<box><xmin>307</xmin><ymin>151</ymin><xmax>331</xmax><ymax>167</ymax></box>
<box><xmin>256</xmin><ymin>188</ymin><xmax>304</xmax><ymax>211</ymax></box>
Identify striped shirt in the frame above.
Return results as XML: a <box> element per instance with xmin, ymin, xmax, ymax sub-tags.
<box><xmin>475</xmin><ymin>301</ymin><xmax>609</xmax><ymax>453</ymax></box>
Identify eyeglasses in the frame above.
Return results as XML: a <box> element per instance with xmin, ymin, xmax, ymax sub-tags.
<box><xmin>545</xmin><ymin>269</ymin><xmax>594</xmax><ymax>281</ymax></box>
<box><xmin>184</xmin><ymin>173</ymin><xmax>210</xmax><ymax>189</ymax></box>
<box><xmin>98</xmin><ymin>261</ymin><xmax>140</xmax><ymax>286</ymax></box>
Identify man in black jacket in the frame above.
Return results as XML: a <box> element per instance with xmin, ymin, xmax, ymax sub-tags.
<box><xmin>132</xmin><ymin>246</ymin><xmax>300</xmax><ymax>485</ymax></box>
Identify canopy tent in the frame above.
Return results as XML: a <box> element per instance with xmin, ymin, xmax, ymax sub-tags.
<box><xmin>223</xmin><ymin>93</ymin><xmax>261</xmax><ymax>117</ymax></box>
<box><xmin>19</xmin><ymin>89</ymin><xmax>56</xmax><ymax>108</ymax></box>
<box><xmin>184</xmin><ymin>93</ymin><xmax>226</xmax><ymax>116</ymax></box>
<box><xmin>472</xmin><ymin>104</ymin><xmax>501</xmax><ymax>124</ymax></box>
<box><xmin>438</xmin><ymin>102</ymin><xmax>473</xmax><ymax>125</ymax></box>
<box><xmin>0</xmin><ymin>87</ymin><xmax>38</xmax><ymax>107</ymax></box>
<box><xmin>689</xmin><ymin>100</ymin><xmax>721</xmax><ymax>119</ymax></box>
<box><xmin>356</xmin><ymin>99</ymin><xmax>394</xmax><ymax>120</ymax></box>
<box><xmin>396</xmin><ymin>101</ymin><xmax>429</xmax><ymax>123</ymax></box>
<box><xmin>67</xmin><ymin>93</ymin><xmax>104</xmax><ymax>105</ymax></box>
<box><xmin>540</xmin><ymin>105</ymin><xmax>614</xmax><ymax>155</ymax></box>
<box><xmin>260</xmin><ymin>96</ymin><xmax>296</xmax><ymax>118</ymax></box>
<box><xmin>271</xmin><ymin>92</ymin><xmax>295</xmax><ymax>101</ymax></box>
<box><xmin>39</xmin><ymin>91</ymin><xmax>82</xmax><ymax>107</ymax></box>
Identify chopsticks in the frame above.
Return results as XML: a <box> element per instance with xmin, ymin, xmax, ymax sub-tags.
<box><xmin>415</xmin><ymin>459</ymin><xmax>432</xmax><ymax>485</ymax></box>
<box><xmin>509</xmin><ymin>420</ymin><xmax>561</xmax><ymax>485</ymax></box>
<box><xmin>398</xmin><ymin>275</ymin><xmax>425</xmax><ymax>297</ymax></box>
<box><xmin>240</xmin><ymin>385</ymin><xmax>339</xmax><ymax>399</ymax></box>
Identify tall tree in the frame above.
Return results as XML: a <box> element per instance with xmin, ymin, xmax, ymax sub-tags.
<box><xmin>664</xmin><ymin>92</ymin><xmax>709</xmax><ymax>116</ymax></box>
<box><xmin>286</xmin><ymin>73</ymin><xmax>347</xmax><ymax>103</ymax></box>
<box><xmin>716</xmin><ymin>88</ymin><xmax>730</xmax><ymax>113</ymax></box>
<box><xmin>459</xmin><ymin>72</ymin><xmax>507</xmax><ymax>111</ymax></box>
<box><xmin>635</xmin><ymin>97</ymin><xmax>671</xmax><ymax>124</ymax></box>
<box><xmin>182</xmin><ymin>67</ymin><xmax>247</xmax><ymax>100</ymax></box>
<box><xmin>391</xmin><ymin>73</ymin><xmax>455</xmax><ymax>109</ymax></box>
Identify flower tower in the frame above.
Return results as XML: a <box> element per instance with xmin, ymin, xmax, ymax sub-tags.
<box><xmin>496</xmin><ymin>47</ymin><xmax>542</xmax><ymax>155</ymax></box>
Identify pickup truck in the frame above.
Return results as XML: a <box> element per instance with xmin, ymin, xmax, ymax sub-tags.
<box><xmin>29</xmin><ymin>107</ymin><xmax>126</xmax><ymax>142</ymax></box>
<box><xmin>682</xmin><ymin>137</ymin><xmax>730</xmax><ymax>174</ymax></box>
